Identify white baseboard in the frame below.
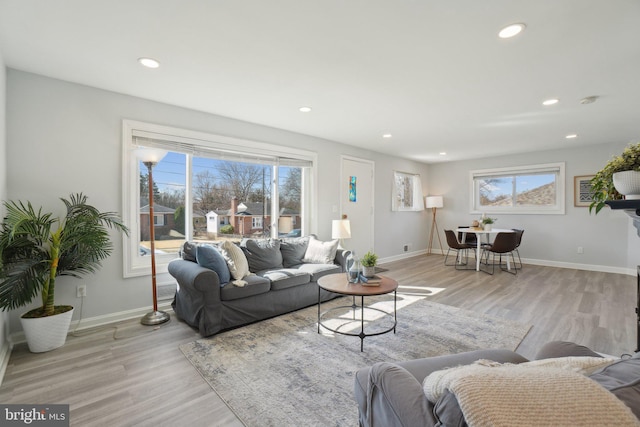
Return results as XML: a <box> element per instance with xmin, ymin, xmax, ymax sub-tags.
<box><xmin>379</xmin><ymin>249</ymin><xmax>428</xmax><ymax>264</ymax></box>
<box><xmin>379</xmin><ymin>251</ymin><xmax>637</xmax><ymax>276</ymax></box>
<box><xmin>8</xmin><ymin>301</ymin><xmax>174</xmax><ymax>347</ymax></box>
<box><xmin>521</xmin><ymin>258</ymin><xmax>635</xmax><ymax>276</ymax></box>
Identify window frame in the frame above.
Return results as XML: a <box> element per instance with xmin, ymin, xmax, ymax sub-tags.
<box><xmin>469</xmin><ymin>162</ymin><xmax>565</xmax><ymax>215</ymax></box>
<box><xmin>122</xmin><ymin>120</ymin><xmax>317</xmax><ymax>278</ymax></box>
<box><xmin>252</xmin><ymin>216</ymin><xmax>263</xmax><ymax>229</ymax></box>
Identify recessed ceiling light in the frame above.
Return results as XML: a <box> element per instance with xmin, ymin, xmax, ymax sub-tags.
<box><xmin>439</xmin><ymin>152</ymin><xmax>447</xmax><ymax>156</ymax></box>
<box><xmin>565</xmin><ymin>134</ymin><xmax>578</xmax><ymax>139</ymax></box>
<box><xmin>138</xmin><ymin>57</ymin><xmax>160</xmax><ymax>69</ymax></box>
<box><xmin>498</xmin><ymin>23</ymin><xmax>526</xmax><ymax>39</ymax></box>
<box><xmin>382</xmin><ymin>134</ymin><xmax>392</xmax><ymax>139</ymax></box>
<box><xmin>542</xmin><ymin>98</ymin><xmax>559</xmax><ymax>106</ymax></box>
<box><xmin>299</xmin><ymin>106</ymin><xmax>312</xmax><ymax>113</ymax></box>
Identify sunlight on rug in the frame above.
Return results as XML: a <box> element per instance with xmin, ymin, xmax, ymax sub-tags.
<box><xmin>180</xmin><ymin>295</ymin><xmax>531</xmax><ymax>427</ymax></box>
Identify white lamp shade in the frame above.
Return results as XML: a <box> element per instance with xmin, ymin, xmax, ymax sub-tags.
<box><xmin>331</xmin><ymin>219</ymin><xmax>351</xmax><ymax>239</ymax></box>
<box><xmin>134</xmin><ymin>147</ymin><xmax>168</xmax><ymax>164</ymax></box>
<box><xmin>425</xmin><ymin>195</ymin><xmax>444</xmax><ymax>209</ymax></box>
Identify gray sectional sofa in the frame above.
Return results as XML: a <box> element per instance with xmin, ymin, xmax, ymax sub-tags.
<box><xmin>169</xmin><ymin>236</ymin><xmax>348</xmax><ymax>337</ymax></box>
<box><xmin>354</xmin><ymin>341</ymin><xmax>640</xmax><ymax>426</ymax></box>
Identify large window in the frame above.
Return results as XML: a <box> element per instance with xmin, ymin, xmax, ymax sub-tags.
<box><xmin>122</xmin><ymin>120</ymin><xmax>316</xmax><ymax>277</ymax></box>
<box><xmin>470</xmin><ymin>163</ymin><xmax>565</xmax><ymax>214</ymax></box>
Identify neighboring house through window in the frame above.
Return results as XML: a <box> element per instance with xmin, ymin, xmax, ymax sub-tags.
<box><xmin>122</xmin><ymin>120</ymin><xmax>316</xmax><ymax>277</ymax></box>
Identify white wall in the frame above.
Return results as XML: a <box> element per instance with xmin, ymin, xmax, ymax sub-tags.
<box><xmin>5</xmin><ymin>70</ymin><xmax>429</xmax><ymax>334</ymax></box>
<box><xmin>428</xmin><ymin>143</ymin><xmax>640</xmax><ymax>273</ymax></box>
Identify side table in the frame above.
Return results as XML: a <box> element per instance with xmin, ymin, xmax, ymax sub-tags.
<box><xmin>317</xmin><ymin>273</ymin><xmax>398</xmax><ymax>352</ymax></box>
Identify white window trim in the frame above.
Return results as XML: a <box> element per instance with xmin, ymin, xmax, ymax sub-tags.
<box><xmin>469</xmin><ymin>162</ymin><xmax>565</xmax><ymax>215</ymax></box>
<box><xmin>122</xmin><ymin>120</ymin><xmax>318</xmax><ymax>278</ymax></box>
<box><xmin>154</xmin><ymin>214</ymin><xmax>164</xmax><ymax>226</ymax></box>
<box><xmin>252</xmin><ymin>217</ymin><xmax>263</xmax><ymax>229</ymax></box>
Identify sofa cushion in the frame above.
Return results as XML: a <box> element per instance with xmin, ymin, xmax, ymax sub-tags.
<box><xmin>589</xmin><ymin>353</ymin><xmax>640</xmax><ymax>419</ymax></box>
<box><xmin>280</xmin><ymin>236</ymin><xmax>310</xmax><ymax>267</ymax></box>
<box><xmin>260</xmin><ymin>269</ymin><xmax>311</xmax><ymax>290</ymax></box>
<box><xmin>302</xmin><ymin>236</ymin><xmax>339</xmax><ymax>264</ymax></box>
<box><xmin>242</xmin><ymin>238</ymin><xmax>283</xmax><ymax>272</ymax></box>
<box><xmin>297</xmin><ymin>263</ymin><xmax>341</xmax><ymax>282</ymax></box>
<box><xmin>220</xmin><ymin>275</ymin><xmax>271</xmax><ymax>301</ymax></box>
<box><xmin>535</xmin><ymin>340</ymin><xmax>603</xmax><ymax>360</ymax></box>
<box><xmin>181</xmin><ymin>241</ymin><xmax>199</xmax><ymax>262</ymax></box>
<box><xmin>196</xmin><ymin>244</ymin><xmax>230</xmax><ymax>286</ymax></box>
<box><xmin>220</xmin><ymin>240</ymin><xmax>250</xmax><ymax>281</ymax></box>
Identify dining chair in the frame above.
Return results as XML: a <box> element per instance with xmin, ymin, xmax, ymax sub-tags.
<box><xmin>444</xmin><ymin>230</ymin><xmax>476</xmax><ymax>270</ymax></box>
<box><xmin>457</xmin><ymin>226</ymin><xmax>477</xmax><ymax>246</ymax></box>
<box><xmin>480</xmin><ymin>232</ymin><xmax>519</xmax><ymax>275</ymax></box>
<box><xmin>511</xmin><ymin>228</ymin><xmax>524</xmax><ymax>269</ymax></box>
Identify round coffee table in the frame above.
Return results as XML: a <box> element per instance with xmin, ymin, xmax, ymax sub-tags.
<box><xmin>317</xmin><ymin>273</ymin><xmax>398</xmax><ymax>352</ymax></box>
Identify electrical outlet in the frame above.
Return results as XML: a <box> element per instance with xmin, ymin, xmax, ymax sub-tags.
<box><xmin>403</xmin><ymin>244</ymin><xmax>409</xmax><ymax>252</ymax></box>
<box><xmin>76</xmin><ymin>284</ymin><xmax>87</xmax><ymax>298</ymax></box>
<box><xmin>577</xmin><ymin>246</ymin><xmax>584</xmax><ymax>254</ymax></box>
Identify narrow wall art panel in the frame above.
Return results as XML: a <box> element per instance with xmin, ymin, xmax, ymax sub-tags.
<box><xmin>349</xmin><ymin>176</ymin><xmax>357</xmax><ymax>202</ymax></box>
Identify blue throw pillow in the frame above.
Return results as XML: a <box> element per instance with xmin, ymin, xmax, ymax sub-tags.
<box><xmin>196</xmin><ymin>244</ymin><xmax>231</xmax><ymax>286</ymax></box>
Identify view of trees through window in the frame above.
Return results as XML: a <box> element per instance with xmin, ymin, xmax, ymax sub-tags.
<box><xmin>138</xmin><ymin>152</ymin><xmax>302</xmax><ymax>256</ymax></box>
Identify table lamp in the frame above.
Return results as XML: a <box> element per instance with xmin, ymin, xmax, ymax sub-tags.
<box><xmin>332</xmin><ymin>214</ymin><xmax>351</xmax><ymax>249</ymax></box>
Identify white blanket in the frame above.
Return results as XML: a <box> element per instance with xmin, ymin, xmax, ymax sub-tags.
<box><xmin>423</xmin><ymin>357</ymin><xmax>639</xmax><ymax>427</ymax></box>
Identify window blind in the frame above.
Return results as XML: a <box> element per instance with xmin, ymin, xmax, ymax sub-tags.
<box><xmin>132</xmin><ymin>131</ymin><xmax>312</xmax><ymax>167</ymax></box>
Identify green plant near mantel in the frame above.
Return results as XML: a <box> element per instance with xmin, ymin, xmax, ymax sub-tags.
<box><xmin>589</xmin><ymin>142</ymin><xmax>640</xmax><ymax>214</ymax></box>
<box><xmin>481</xmin><ymin>217</ymin><xmax>496</xmax><ymax>225</ymax></box>
<box><xmin>0</xmin><ymin>193</ymin><xmax>129</xmax><ymax>317</ymax></box>
<box><xmin>361</xmin><ymin>251</ymin><xmax>378</xmax><ymax>267</ymax></box>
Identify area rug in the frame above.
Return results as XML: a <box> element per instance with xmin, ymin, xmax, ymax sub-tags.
<box><xmin>180</xmin><ymin>295</ymin><xmax>531</xmax><ymax>427</ymax></box>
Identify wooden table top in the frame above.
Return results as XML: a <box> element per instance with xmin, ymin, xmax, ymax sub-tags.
<box><xmin>317</xmin><ymin>273</ymin><xmax>398</xmax><ymax>296</ymax></box>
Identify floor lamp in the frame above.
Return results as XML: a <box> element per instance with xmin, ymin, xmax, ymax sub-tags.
<box><xmin>426</xmin><ymin>196</ymin><xmax>444</xmax><ymax>256</ymax></box>
<box><xmin>136</xmin><ymin>148</ymin><xmax>171</xmax><ymax>326</ymax></box>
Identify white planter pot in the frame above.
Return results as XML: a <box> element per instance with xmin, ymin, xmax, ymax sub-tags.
<box><xmin>613</xmin><ymin>171</ymin><xmax>640</xmax><ymax>200</ymax></box>
<box><xmin>483</xmin><ymin>224</ymin><xmax>492</xmax><ymax>231</ymax></box>
<box><xmin>362</xmin><ymin>265</ymin><xmax>376</xmax><ymax>278</ymax></box>
<box><xmin>20</xmin><ymin>307</ymin><xmax>74</xmax><ymax>353</ymax></box>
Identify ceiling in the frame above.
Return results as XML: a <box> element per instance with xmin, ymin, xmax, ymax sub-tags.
<box><xmin>1</xmin><ymin>0</ymin><xmax>639</xmax><ymax>164</ymax></box>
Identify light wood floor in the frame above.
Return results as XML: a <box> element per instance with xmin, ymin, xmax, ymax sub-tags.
<box><xmin>0</xmin><ymin>255</ymin><xmax>636</xmax><ymax>426</ymax></box>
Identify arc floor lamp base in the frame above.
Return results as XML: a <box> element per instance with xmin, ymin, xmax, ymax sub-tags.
<box><xmin>141</xmin><ymin>310</ymin><xmax>170</xmax><ymax>326</ymax></box>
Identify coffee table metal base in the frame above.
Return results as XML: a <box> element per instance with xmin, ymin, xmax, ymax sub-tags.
<box><xmin>317</xmin><ymin>289</ymin><xmax>397</xmax><ymax>352</ymax></box>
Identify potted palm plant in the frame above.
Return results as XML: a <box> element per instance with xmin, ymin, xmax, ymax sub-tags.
<box><xmin>0</xmin><ymin>193</ymin><xmax>129</xmax><ymax>352</ymax></box>
<box><xmin>590</xmin><ymin>142</ymin><xmax>640</xmax><ymax>214</ymax></box>
<box><xmin>361</xmin><ymin>251</ymin><xmax>378</xmax><ymax>278</ymax></box>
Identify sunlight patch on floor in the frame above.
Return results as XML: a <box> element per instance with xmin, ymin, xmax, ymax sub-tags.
<box><xmin>318</xmin><ymin>295</ymin><xmax>425</xmax><ymax>335</ymax></box>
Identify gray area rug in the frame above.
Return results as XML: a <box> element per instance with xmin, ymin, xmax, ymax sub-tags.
<box><xmin>180</xmin><ymin>295</ymin><xmax>531</xmax><ymax>427</ymax></box>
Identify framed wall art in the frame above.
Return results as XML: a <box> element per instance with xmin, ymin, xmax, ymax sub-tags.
<box><xmin>392</xmin><ymin>171</ymin><xmax>424</xmax><ymax>211</ymax></box>
<box><xmin>574</xmin><ymin>175</ymin><xmax>595</xmax><ymax>207</ymax></box>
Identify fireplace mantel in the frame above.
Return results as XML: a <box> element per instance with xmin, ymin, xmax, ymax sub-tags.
<box><xmin>606</xmin><ymin>200</ymin><xmax>640</xmax><ymax>237</ymax></box>
<box><xmin>606</xmin><ymin>200</ymin><xmax>640</xmax><ymax>352</ymax></box>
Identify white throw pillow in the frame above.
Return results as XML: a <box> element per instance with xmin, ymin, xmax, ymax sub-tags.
<box><xmin>220</xmin><ymin>241</ymin><xmax>250</xmax><ymax>284</ymax></box>
<box><xmin>302</xmin><ymin>236</ymin><xmax>339</xmax><ymax>264</ymax></box>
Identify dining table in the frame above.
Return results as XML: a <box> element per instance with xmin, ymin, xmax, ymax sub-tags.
<box><xmin>455</xmin><ymin>227</ymin><xmax>516</xmax><ymax>271</ymax></box>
